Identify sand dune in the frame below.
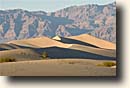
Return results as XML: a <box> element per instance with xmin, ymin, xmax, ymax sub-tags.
<box><xmin>0</xmin><ymin>49</ymin><xmax>41</xmax><ymax>61</ymax></box>
<box><xmin>0</xmin><ymin>35</ymin><xmax>116</xmax><ymax>61</ymax></box>
<box><xmin>68</xmin><ymin>34</ymin><xmax>116</xmax><ymax>49</ymax></box>
<box><xmin>8</xmin><ymin>37</ymin><xmax>72</xmax><ymax>48</ymax></box>
<box><xmin>0</xmin><ymin>45</ymin><xmax>115</xmax><ymax>61</ymax></box>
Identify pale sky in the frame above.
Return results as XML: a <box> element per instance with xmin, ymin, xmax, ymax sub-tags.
<box><xmin>0</xmin><ymin>0</ymin><xmax>115</xmax><ymax>12</ymax></box>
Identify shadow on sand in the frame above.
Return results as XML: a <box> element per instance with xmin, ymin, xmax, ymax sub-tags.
<box><xmin>35</xmin><ymin>47</ymin><xmax>116</xmax><ymax>60</ymax></box>
<box><xmin>4</xmin><ymin>43</ymin><xmax>115</xmax><ymax>60</ymax></box>
<box><xmin>59</xmin><ymin>37</ymin><xmax>99</xmax><ymax>48</ymax></box>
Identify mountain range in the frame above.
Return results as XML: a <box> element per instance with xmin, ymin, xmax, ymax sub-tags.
<box><xmin>0</xmin><ymin>2</ymin><xmax>116</xmax><ymax>43</ymax></box>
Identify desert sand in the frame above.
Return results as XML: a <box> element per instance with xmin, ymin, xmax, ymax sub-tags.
<box><xmin>0</xmin><ymin>59</ymin><xmax>116</xmax><ymax>76</ymax></box>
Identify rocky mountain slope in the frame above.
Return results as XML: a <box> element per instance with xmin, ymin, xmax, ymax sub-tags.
<box><xmin>0</xmin><ymin>2</ymin><xmax>116</xmax><ymax>43</ymax></box>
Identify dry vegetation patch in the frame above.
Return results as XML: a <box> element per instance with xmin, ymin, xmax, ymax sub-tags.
<box><xmin>0</xmin><ymin>58</ymin><xmax>16</xmax><ymax>63</ymax></box>
<box><xmin>97</xmin><ymin>62</ymin><xmax>116</xmax><ymax>67</ymax></box>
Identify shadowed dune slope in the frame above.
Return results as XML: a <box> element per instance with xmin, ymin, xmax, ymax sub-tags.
<box><xmin>0</xmin><ymin>43</ymin><xmax>20</xmax><ymax>51</ymax></box>
<box><xmin>0</xmin><ymin>49</ymin><xmax>41</xmax><ymax>61</ymax></box>
<box><xmin>69</xmin><ymin>44</ymin><xmax>116</xmax><ymax>57</ymax></box>
<box><xmin>0</xmin><ymin>43</ymin><xmax>115</xmax><ymax>60</ymax></box>
<box><xmin>59</xmin><ymin>37</ymin><xmax>99</xmax><ymax>48</ymax></box>
<box><xmin>33</xmin><ymin>47</ymin><xmax>115</xmax><ymax>60</ymax></box>
<box><xmin>8</xmin><ymin>43</ymin><xmax>115</xmax><ymax>58</ymax></box>
<box><xmin>0</xmin><ymin>44</ymin><xmax>115</xmax><ymax>60</ymax></box>
<box><xmin>68</xmin><ymin>34</ymin><xmax>116</xmax><ymax>50</ymax></box>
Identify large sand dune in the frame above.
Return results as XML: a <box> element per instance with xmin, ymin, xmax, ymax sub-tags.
<box><xmin>68</xmin><ymin>34</ymin><xmax>116</xmax><ymax>49</ymax></box>
<box><xmin>8</xmin><ymin>37</ymin><xmax>72</xmax><ymax>48</ymax></box>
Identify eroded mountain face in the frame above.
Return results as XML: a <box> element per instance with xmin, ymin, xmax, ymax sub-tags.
<box><xmin>0</xmin><ymin>2</ymin><xmax>116</xmax><ymax>43</ymax></box>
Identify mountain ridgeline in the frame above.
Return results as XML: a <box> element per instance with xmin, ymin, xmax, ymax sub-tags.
<box><xmin>0</xmin><ymin>2</ymin><xmax>116</xmax><ymax>43</ymax></box>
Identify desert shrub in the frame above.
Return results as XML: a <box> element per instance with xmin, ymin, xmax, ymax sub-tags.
<box><xmin>103</xmin><ymin>62</ymin><xmax>116</xmax><ymax>67</ymax></box>
<box><xmin>97</xmin><ymin>62</ymin><xmax>116</xmax><ymax>67</ymax></box>
<box><xmin>41</xmin><ymin>52</ymin><xmax>48</xmax><ymax>59</ymax></box>
<box><xmin>0</xmin><ymin>58</ymin><xmax>16</xmax><ymax>63</ymax></box>
<box><xmin>68</xmin><ymin>62</ymin><xmax>75</xmax><ymax>64</ymax></box>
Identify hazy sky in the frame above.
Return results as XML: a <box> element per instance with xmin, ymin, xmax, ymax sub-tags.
<box><xmin>0</xmin><ymin>0</ymin><xmax>115</xmax><ymax>12</ymax></box>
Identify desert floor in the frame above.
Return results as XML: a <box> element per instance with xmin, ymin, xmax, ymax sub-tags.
<box><xmin>0</xmin><ymin>59</ymin><xmax>116</xmax><ymax>76</ymax></box>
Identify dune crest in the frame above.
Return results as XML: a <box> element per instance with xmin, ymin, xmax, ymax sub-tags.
<box><xmin>68</xmin><ymin>34</ymin><xmax>116</xmax><ymax>50</ymax></box>
<box><xmin>8</xmin><ymin>37</ymin><xmax>72</xmax><ymax>48</ymax></box>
